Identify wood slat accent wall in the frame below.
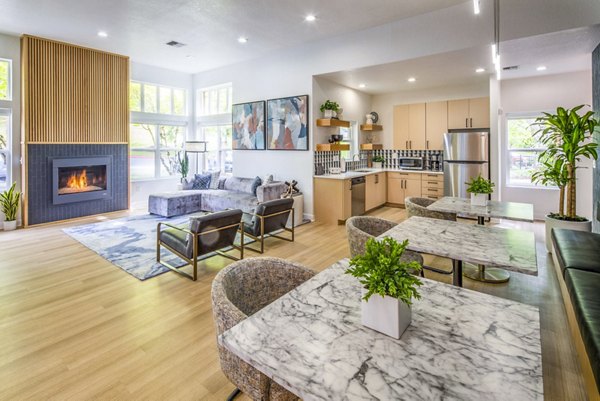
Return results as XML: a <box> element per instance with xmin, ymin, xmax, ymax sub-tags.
<box><xmin>21</xmin><ymin>35</ymin><xmax>129</xmax><ymax>143</ymax></box>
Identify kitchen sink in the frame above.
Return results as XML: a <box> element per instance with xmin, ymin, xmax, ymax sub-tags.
<box><xmin>354</xmin><ymin>169</ymin><xmax>373</xmax><ymax>173</ymax></box>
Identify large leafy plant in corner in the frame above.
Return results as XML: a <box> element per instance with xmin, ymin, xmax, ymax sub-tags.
<box><xmin>533</xmin><ymin>105</ymin><xmax>598</xmax><ymax>221</ymax></box>
<box><xmin>346</xmin><ymin>237</ymin><xmax>423</xmax><ymax>305</ymax></box>
<box><xmin>0</xmin><ymin>182</ymin><xmax>21</xmax><ymax>221</ymax></box>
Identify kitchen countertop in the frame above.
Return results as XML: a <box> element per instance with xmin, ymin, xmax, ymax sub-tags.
<box><xmin>314</xmin><ymin>168</ymin><xmax>443</xmax><ymax>180</ymax></box>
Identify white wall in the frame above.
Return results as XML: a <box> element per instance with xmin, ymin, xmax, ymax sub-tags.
<box><xmin>0</xmin><ymin>33</ymin><xmax>21</xmax><ymax>225</ymax></box>
<box><xmin>499</xmin><ymin>70</ymin><xmax>593</xmax><ymax>219</ymax></box>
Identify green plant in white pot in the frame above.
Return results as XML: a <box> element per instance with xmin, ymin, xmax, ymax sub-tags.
<box><xmin>319</xmin><ymin>100</ymin><xmax>340</xmax><ymax>119</ymax></box>
<box><xmin>372</xmin><ymin>155</ymin><xmax>385</xmax><ymax>169</ymax></box>
<box><xmin>465</xmin><ymin>174</ymin><xmax>494</xmax><ymax>206</ymax></box>
<box><xmin>532</xmin><ymin>105</ymin><xmax>598</xmax><ymax>252</ymax></box>
<box><xmin>0</xmin><ymin>182</ymin><xmax>21</xmax><ymax>231</ymax></box>
<box><xmin>176</xmin><ymin>151</ymin><xmax>189</xmax><ymax>190</ymax></box>
<box><xmin>345</xmin><ymin>237</ymin><xmax>422</xmax><ymax>339</ymax></box>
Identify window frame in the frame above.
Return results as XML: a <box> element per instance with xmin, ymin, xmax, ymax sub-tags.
<box><xmin>0</xmin><ymin>108</ymin><xmax>11</xmax><ymax>191</ymax></box>
<box><xmin>130</xmin><ymin>80</ymin><xmax>187</xmax><ymax>116</ymax></box>
<box><xmin>0</xmin><ymin>58</ymin><xmax>12</xmax><ymax>101</ymax></box>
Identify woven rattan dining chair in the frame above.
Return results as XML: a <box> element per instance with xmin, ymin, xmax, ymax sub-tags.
<box><xmin>212</xmin><ymin>257</ymin><xmax>315</xmax><ymax>401</ymax></box>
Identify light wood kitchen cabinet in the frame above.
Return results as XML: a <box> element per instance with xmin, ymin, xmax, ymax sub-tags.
<box><xmin>387</xmin><ymin>172</ymin><xmax>422</xmax><ymax>206</ymax></box>
<box><xmin>393</xmin><ymin>103</ymin><xmax>425</xmax><ymax>150</ymax></box>
<box><xmin>425</xmin><ymin>101</ymin><xmax>448</xmax><ymax>150</ymax></box>
<box><xmin>421</xmin><ymin>173</ymin><xmax>445</xmax><ymax>199</ymax></box>
<box><xmin>447</xmin><ymin>97</ymin><xmax>490</xmax><ymax>129</ymax></box>
<box><xmin>314</xmin><ymin>178</ymin><xmax>352</xmax><ymax>225</ymax></box>
<box><xmin>366</xmin><ymin>173</ymin><xmax>387</xmax><ymax>211</ymax></box>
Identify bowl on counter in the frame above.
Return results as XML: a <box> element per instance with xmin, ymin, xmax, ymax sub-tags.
<box><xmin>329</xmin><ymin>167</ymin><xmax>342</xmax><ymax>174</ymax></box>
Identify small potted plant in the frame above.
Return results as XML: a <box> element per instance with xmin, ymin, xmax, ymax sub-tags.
<box><xmin>345</xmin><ymin>237</ymin><xmax>423</xmax><ymax>339</ymax></box>
<box><xmin>176</xmin><ymin>151</ymin><xmax>189</xmax><ymax>190</ymax></box>
<box><xmin>465</xmin><ymin>174</ymin><xmax>494</xmax><ymax>206</ymax></box>
<box><xmin>371</xmin><ymin>155</ymin><xmax>385</xmax><ymax>169</ymax></box>
<box><xmin>0</xmin><ymin>182</ymin><xmax>21</xmax><ymax>231</ymax></box>
<box><xmin>319</xmin><ymin>100</ymin><xmax>340</xmax><ymax>119</ymax></box>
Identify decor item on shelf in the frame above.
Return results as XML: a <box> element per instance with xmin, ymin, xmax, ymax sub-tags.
<box><xmin>267</xmin><ymin>95</ymin><xmax>309</xmax><ymax>150</ymax></box>
<box><xmin>282</xmin><ymin>180</ymin><xmax>300</xmax><ymax>198</ymax></box>
<box><xmin>176</xmin><ymin>151</ymin><xmax>189</xmax><ymax>190</ymax></box>
<box><xmin>232</xmin><ymin>100</ymin><xmax>266</xmax><ymax>150</ymax></box>
<box><xmin>365</xmin><ymin>113</ymin><xmax>374</xmax><ymax>124</ymax></box>
<box><xmin>336</xmin><ymin>107</ymin><xmax>344</xmax><ymax>120</ymax></box>
<box><xmin>531</xmin><ymin>105</ymin><xmax>599</xmax><ymax>251</ymax></box>
<box><xmin>345</xmin><ymin>237</ymin><xmax>422</xmax><ymax>339</ymax></box>
<box><xmin>328</xmin><ymin>134</ymin><xmax>343</xmax><ymax>144</ymax></box>
<box><xmin>0</xmin><ymin>182</ymin><xmax>21</xmax><ymax>231</ymax></box>
<box><xmin>465</xmin><ymin>174</ymin><xmax>494</xmax><ymax>206</ymax></box>
<box><xmin>372</xmin><ymin>155</ymin><xmax>385</xmax><ymax>169</ymax></box>
<box><xmin>319</xmin><ymin>99</ymin><xmax>340</xmax><ymax>119</ymax></box>
<box><xmin>369</xmin><ymin>111</ymin><xmax>379</xmax><ymax>123</ymax></box>
<box><xmin>185</xmin><ymin>140</ymin><xmax>207</xmax><ymax>175</ymax></box>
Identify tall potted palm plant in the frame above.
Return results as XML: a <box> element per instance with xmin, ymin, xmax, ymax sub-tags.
<box><xmin>532</xmin><ymin>105</ymin><xmax>598</xmax><ymax>252</ymax></box>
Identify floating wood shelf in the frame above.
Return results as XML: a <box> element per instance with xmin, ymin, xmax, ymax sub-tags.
<box><xmin>360</xmin><ymin>124</ymin><xmax>383</xmax><ymax>131</ymax></box>
<box><xmin>360</xmin><ymin>143</ymin><xmax>383</xmax><ymax>150</ymax></box>
<box><xmin>316</xmin><ymin>118</ymin><xmax>351</xmax><ymax>128</ymax></box>
<box><xmin>316</xmin><ymin>143</ymin><xmax>350</xmax><ymax>152</ymax></box>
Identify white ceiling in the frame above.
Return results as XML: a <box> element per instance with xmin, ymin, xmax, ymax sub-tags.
<box><xmin>317</xmin><ymin>25</ymin><xmax>600</xmax><ymax>95</ymax></box>
<box><xmin>0</xmin><ymin>0</ymin><xmax>468</xmax><ymax>73</ymax></box>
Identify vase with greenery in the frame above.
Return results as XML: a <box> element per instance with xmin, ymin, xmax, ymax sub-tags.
<box><xmin>465</xmin><ymin>174</ymin><xmax>494</xmax><ymax>206</ymax></box>
<box><xmin>0</xmin><ymin>182</ymin><xmax>21</xmax><ymax>231</ymax></box>
<box><xmin>176</xmin><ymin>151</ymin><xmax>189</xmax><ymax>185</ymax></box>
<box><xmin>531</xmin><ymin>105</ymin><xmax>599</xmax><ymax>250</ymax></box>
<box><xmin>345</xmin><ymin>237</ymin><xmax>422</xmax><ymax>339</ymax></box>
<box><xmin>319</xmin><ymin>100</ymin><xmax>340</xmax><ymax>119</ymax></box>
<box><xmin>371</xmin><ymin>155</ymin><xmax>385</xmax><ymax>169</ymax></box>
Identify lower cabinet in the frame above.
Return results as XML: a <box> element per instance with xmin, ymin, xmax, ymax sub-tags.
<box><xmin>421</xmin><ymin>173</ymin><xmax>444</xmax><ymax>200</ymax></box>
<box><xmin>313</xmin><ymin>178</ymin><xmax>352</xmax><ymax>225</ymax></box>
<box><xmin>387</xmin><ymin>172</ymin><xmax>422</xmax><ymax>206</ymax></box>
<box><xmin>365</xmin><ymin>173</ymin><xmax>387</xmax><ymax>211</ymax></box>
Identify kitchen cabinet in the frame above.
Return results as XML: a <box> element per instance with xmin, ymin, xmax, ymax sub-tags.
<box><xmin>447</xmin><ymin>97</ymin><xmax>490</xmax><ymax>129</ymax></box>
<box><xmin>313</xmin><ymin>178</ymin><xmax>352</xmax><ymax>225</ymax></box>
<box><xmin>421</xmin><ymin>173</ymin><xmax>444</xmax><ymax>200</ymax></box>
<box><xmin>393</xmin><ymin>103</ymin><xmax>425</xmax><ymax>150</ymax></box>
<box><xmin>387</xmin><ymin>172</ymin><xmax>422</xmax><ymax>206</ymax></box>
<box><xmin>365</xmin><ymin>173</ymin><xmax>387</xmax><ymax>211</ymax></box>
<box><xmin>425</xmin><ymin>101</ymin><xmax>448</xmax><ymax>150</ymax></box>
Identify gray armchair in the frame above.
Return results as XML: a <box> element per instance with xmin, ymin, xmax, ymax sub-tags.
<box><xmin>212</xmin><ymin>257</ymin><xmax>315</xmax><ymax>401</ymax></box>
<box><xmin>157</xmin><ymin>209</ymin><xmax>244</xmax><ymax>281</ymax></box>
<box><xmin>241</xmin><ymin>198</ymin><xmax>295</xmax><ymax>253</ymax></box>
<box><xmin>345</xmin><ymin>216</ymin><xmax>424</xmax><ymax>276</ymax></box>
<box><xmin>405</xmin><ymin>197</ymin><xmax>457</xmax><ymax>221</ymax></box>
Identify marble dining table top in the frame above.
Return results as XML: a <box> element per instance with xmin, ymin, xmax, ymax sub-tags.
<box><xmin>219</xmin><ymin>260</ymin><xmax>543</xmax><ymax>401</ymax></box>
<box><xmin>380</xmin><ymin>216</ymin><xmax>538</xmax><ymax>276</ymax></box>
<box><xmin>427</xmin><ymin>197</ymin><xmax>534</xmax><ymax>222</ymax></box>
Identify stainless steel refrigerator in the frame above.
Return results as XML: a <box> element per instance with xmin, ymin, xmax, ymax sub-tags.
<box><xmin>443</xmin><ymin>131</ymin><xmax>490</xmax><ymax>198</ymax></box>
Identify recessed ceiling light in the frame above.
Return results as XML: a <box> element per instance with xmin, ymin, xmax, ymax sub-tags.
<box><xmin>305</xmin><ymin>14</ymin><xmax>316</xmax><ymax>22</ymax></box>
<box><xmin>408</xmin><ymin>77</ymin><xmax>416</xmax><ymax>83</ymax></box>
<box><xmin>358</xmin><ymin>83</ymin><xmax>366</xmax><ymax>88</ymax></box>
<box><xmin>475</xmin><ymin>68</ymin><xmax>485</xmax><ymax>73</ymax></box>
<box><xmin>97</xmin><ymin>31</ymin><xmax>108</xmax><ymax>38</ymax></box>
<box><xmin>473</xmin><ymin>0</ymin><xmax>480</xmax><ymax>15</ymax></box>
<box><xmin>536</xmin><ymin>65</ymin><xmax>547</xmax><ymax>71</ymax></box>
<box><xmin>238</xmin><ymin>36</ymin><xmax>248</xmax><ymax>44</ymax></box>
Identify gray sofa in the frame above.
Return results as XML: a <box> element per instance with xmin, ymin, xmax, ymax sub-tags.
<box><xmin>149</xmin><ymin>176</ymin><xmax>287</xmax><ymax>218</ymax></box>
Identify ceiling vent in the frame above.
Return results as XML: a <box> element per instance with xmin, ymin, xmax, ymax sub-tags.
<box><xmin>166</xmin><ymin>41</ymin><xmax>186</xmax><ymax>48</ymax></box>
<box><xmin>503</xmin><ymin>65</ymin><xmax>519</xmax><ymax>71</ymax></box>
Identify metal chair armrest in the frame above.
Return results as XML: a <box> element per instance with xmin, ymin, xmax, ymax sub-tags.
<box><xmin>157</xmin><ymin>222</ymin><xmax>194</xmax><ymax>235</ymax></box>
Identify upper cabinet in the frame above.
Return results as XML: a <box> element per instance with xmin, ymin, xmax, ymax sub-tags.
<box><xmin>425</xmin><ymin>101</ymin><xmax>448</xmax><ymax>150</ymax></box>
<box><xmin>447</xmin><ymin>97</ymin><xmax>490</xmax><ymax>129</ymax></box>
<box><xmin>393</xmin><ymin>103</ymin><xmax>425</xmax><ymax>150</ymax></box>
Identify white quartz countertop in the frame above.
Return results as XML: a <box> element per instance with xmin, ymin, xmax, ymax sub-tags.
<box><xmin>314</xmin><ymin>168</ymin><xmax>443</xmax><ymax>180</ymax></box>
<box><xmin>220</xmin><ymin>260</ymin><xmax>543</xmax><ymax>401</ymax></box>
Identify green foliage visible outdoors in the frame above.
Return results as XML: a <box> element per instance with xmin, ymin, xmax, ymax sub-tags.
<box><xmin>532</xmin><ymin>105</ymin><xmax>599</xmax><ymax>220</ymax></box>
<box><xmin>465</xmin><ymin>174</ymin><xmax>495</xmax><ymax>194</ymax></box>
<box><xmin>129</xmin><ymin>82</ymin><xmax>141</xmax><ymax>112</ymax></box>
<box><xmin>320</xmin><ymin>100</ymin><xmax>340</xmax><ymax>113</ymax></box>
<box><xmin>372</xmin><ymin>156</ymin><xmax>385</xmax><ymax>163</ymax></box>
<box><xmin>345</xmin><ymin>237</ymin><xmax>423</xmax><ymax>305</ymax></box>
<box><xmin>0</xmin><ymin>182</ymin><xmax>20</xmax><ymax>221</ymax></box>
<box><xmin>0</xmin><ymin>60</ymin><xmax>9</xmax><ymax>100</ymax></box>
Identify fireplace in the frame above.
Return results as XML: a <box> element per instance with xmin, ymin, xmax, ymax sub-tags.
<box><xmin>52</xmin><ymin>157</ymin><xmax>112</xmax><ymax>205</ymax></box>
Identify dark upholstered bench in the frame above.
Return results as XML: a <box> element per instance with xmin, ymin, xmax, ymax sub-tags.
<box><xmin>552</xmin><ymin>228</ymin><xmax>600</xmax><ymax>399</ymax></box>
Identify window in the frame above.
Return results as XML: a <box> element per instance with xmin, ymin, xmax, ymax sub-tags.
<box><xmin>129</xmin><ymin>81</ymin><xmax>188</xmax><ymax>181</ymax></box>
<box><xmin>506</xmin><ymin>114</ymin><xmax>548</xmax><ymax>187</ymax></box>
<box><xmin>0</xmin><ymin>59</ymin><xmax>11</xmax><ymax>100</ymax></box>
<box><xmin>339</xmin><ymin>122</ymin><xmax>359</xmax><ymax>160</ymax></box>
<box><xmin>0</xmin><ymin>110</ymin><xmax>10</xmax><ymax>190</ymax></box>
<box><xmin>197</xmin><ymin>84</ymin><xmax>233</xmax><ymax>173</ymax></box>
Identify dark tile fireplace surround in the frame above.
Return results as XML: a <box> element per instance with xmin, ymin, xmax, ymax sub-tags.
<box><xmin>28</xmin><ymin>144</ymin><xmax>128</xmax><ymax>225</ymax></box>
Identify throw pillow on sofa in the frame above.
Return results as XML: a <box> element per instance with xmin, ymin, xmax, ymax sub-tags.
<box><xmin>192</xmin><ymin>173</ymin><xmax>212</xmax><ymax>189</ymax></box>
<box><xmin>223</xmin><ymin>176</ymin><xmax>262</xmax><ymax>195</ymax></box>
<box><xmin>204</xmin><ymin>170</ymin><xmax>220</xmax><ymax>189</ymax></box>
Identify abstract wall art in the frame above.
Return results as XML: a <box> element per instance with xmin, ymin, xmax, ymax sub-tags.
<box><xmin>232</xmin><ymin>100</ymin><xmax>266</xmax><ymax>150</ymax></box>
<box><xmin>266</xmin><ymin>95</ymin><xmax>309</xmax><ymax>151</ymax></box>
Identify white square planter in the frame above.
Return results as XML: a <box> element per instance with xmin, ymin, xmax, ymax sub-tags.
<box><xmin>361</xmin><ymin>289</ymin><xmax>412</xmax><ymax>339</ymax></box>
<box><xmin>470</xmin><ymin>193</ymin><xmax>487</xmax><ymax>206</ymax></box>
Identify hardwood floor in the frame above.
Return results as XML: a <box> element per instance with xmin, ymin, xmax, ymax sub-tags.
<box><xmin>0</xmin><ymin>207</ymin><xmax>587</xmax><ymax>400</ymax></box>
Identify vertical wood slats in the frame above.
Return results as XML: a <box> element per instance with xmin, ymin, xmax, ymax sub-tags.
<box><xmin>22</xmin><ymin>35</ymin><xmax>129</xmax><ymax>143</ymax></box>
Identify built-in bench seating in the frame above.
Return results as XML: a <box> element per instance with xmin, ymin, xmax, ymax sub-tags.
<box><xmin>552</xmin><ymin>228</ymin><xmax>600</xmax><ymax>401</ymax></box>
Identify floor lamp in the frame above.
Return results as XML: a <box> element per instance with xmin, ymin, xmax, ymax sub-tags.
<box><xmin>185</xmin><ymin>141</ymin><xmax>207</xmax><ymax>175</ymax></box>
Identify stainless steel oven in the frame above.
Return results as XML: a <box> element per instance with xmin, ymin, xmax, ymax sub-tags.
<box><xmin>398</xmin><ymin>157</ymin><xmax>424</xmax><ymax>170</ymax></box>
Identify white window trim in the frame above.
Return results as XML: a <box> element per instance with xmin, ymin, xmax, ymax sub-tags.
<box><xmin>0</xmin><ymin>58</ymin><xmax>12</xmax><ymax>101</ymax></box>
<box><xmin>130</xmin><ymin>123</ymin><xmax>186</xmax><ymax>181</ymax></box>
<box><xmin>0</xmin><ymin>108</ymin><xmax>11</xmax><ymax>190</ymax></box>
<box><xmin>130</xmin><ymin>80</ymin><xmax>187</xmax><ymax>117</ymax></box>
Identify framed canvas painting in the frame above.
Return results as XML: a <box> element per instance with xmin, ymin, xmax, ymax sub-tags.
<box><xmin>266</xmin><ymin>95</ymin><xmax>309</xmax><ymax>150</ymax></box>
<box><xmin>232</xmin><ymin>101</ymin><xmax>266</xmax><ymax>150</ymax></box>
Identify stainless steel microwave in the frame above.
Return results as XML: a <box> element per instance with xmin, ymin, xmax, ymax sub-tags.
<box><xmin>398</xmin><ymin>157</ymin><xmax>424</xmax><ymax>170</ymax></box>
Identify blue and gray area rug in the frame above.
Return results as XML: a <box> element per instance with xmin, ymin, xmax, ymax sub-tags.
<box><xmin>63</xmin><ymin>213</ymin><xmax>212</xmax><ymax>281</ymax></box>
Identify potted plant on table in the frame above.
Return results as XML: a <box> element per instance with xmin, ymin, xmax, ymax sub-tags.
<box><xmin>345</xmin><ymin>237</ymin><xmax>423</xmax><ymax>339</ymax></box>
<box><xmin>176</xmin><ymin>151</ymin><xmax>189</xmax><ymax>190</ymax></box>
<box><xmin>371</xmin><ymin>156</ymin><xmax>385</xmax><ymax>169</ymax></box>
<box><xmin>319</xmin><ymin>100</ymin><xmax>340</xmax><ymax>119</ymax></box>
<box><xmin>0</xmin><ymin>182</ymin><xmax>21</xmax><ymax>231</ymax></box>
<box><xmin>531</xmin><ymin>105</ymin><xmax>598</xmax><ymax>252</ymax></box>
<box><xmin>465</xmin><ymin>174</ymin><xmax>494</xmax><ymax>206</ymax></box>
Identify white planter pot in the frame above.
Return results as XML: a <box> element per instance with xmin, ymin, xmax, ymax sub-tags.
<box><xmin>361</xmin><ymin>289</ymin><xmax>412</xmax><ymax>339</ymax></box>
<box><xmin>323</xmin><ymin>109</ymin><xmax>336</xmax><ymax>119</ymax></box>
<box><xmin>3</xmin><ymin>220</ymin><xmax>17</xmax><ymax>231</ymax></box>
<box><xmin>372</xmin><ymin>162</ymin><xmax>382</xmax><ymax>169</ymax></box>
<box><xmin>544</xmin><ymin>214</ymin><xmax>592</xmax><ymax>253</ymax></box>
<box><xmin>470</xmin><ymin>193</ymin><xmax>488</xmax><ymax>206</ymax></box>
<box><xmin>176</xmin><ymin>183</ymin><xmax>184</xmax><ymax>191</ymax></box>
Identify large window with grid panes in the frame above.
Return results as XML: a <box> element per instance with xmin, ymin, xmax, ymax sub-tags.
<box><xmin>0</xmin><ymin>58</ymin><xmax>13</xmax><ymax>191</ymax></box>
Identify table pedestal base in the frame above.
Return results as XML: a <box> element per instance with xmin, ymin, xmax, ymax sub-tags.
<box><xmin>463</xmin><ymin>264</ymin><xmax>510</xmax><ymax>283</ymax></box>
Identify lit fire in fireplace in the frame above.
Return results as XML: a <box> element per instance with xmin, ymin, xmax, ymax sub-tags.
<box><xmin>58</xmin><ymin>167</ymin><xmax>106</xmax><ymax>195</ymax></box>
<box><xmin>67</xmin><ymin>169</ymin><xmax>88</xmax><ymax>190</ymax></box>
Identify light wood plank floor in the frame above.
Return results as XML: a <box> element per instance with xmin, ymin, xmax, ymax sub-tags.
<box><xmin>0</xmin><ymin>207</ymin><xmax>587</xmax><ymax>400</ymax></box>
